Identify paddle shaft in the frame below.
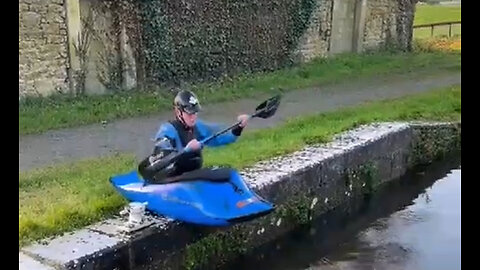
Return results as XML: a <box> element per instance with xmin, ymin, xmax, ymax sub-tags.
<box><xmin>199</xmin><ymin>117</ymin><xmax>251</xmax><ymax>145</ymax></box>
<box><xmin>194</xmin><ymin>106</ymin><xmax>271</xmax><ymax>149</ymax></box>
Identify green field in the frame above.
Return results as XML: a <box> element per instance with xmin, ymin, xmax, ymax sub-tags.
<box><xmin>19</xmin><ymin>85</ymin><xmax>461</xmax><ymax>247</ymax></box>
<box><xmin>413</xmin><ymin>4</ymin><xmax>461</xmax><ymax>39</ymax></box>
<box><xmin>414</xmin><ymin>4</ymin><xmax>461</xmax><ymax>25</ymax></box>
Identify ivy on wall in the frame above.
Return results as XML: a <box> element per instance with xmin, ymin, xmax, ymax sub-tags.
<box><xmin>123</xmin><ymin>0</ymin><xmax>319</xmax><ymax>86</ymax></box>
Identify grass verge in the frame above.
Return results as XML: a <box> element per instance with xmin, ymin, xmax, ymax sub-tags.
<box><xmin>19</xmin><ymin>51</ymin><xmax>460</xmax><ymax>135</ymax></box>
<box><xmin>414</xmin><ymin>36</ymin><xmax>461</xmax><ymax>52</ymax></box>
<box><xmin>19</xmin><ymin>84</ymin><xmax>461</xmax><ymax>247</ymax></box>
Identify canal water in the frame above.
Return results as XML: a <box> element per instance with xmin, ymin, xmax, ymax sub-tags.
<box><xmin>219</xmin><ymin>155</ymin><xmax>461</xmax><ymax>270</ymax></box>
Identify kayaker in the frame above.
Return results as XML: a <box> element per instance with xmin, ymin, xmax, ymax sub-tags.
<box><xmin>138</xmin><ymin>89</ymin><xmax>249</xmax><ymax>182</ymax></box>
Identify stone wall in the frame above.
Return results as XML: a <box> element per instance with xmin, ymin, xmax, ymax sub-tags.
<box><xmin>295</xmin><ymin>0</ymin><xmax>334</xmax><ymax>61</ymax></box>
<box><xmin>19</xmin><ymin>0</ymin><xmax>70</xmax><ymax>98</ymax></box>
<box><xmin>18</xmin><ymin>0</ymin><xmax>417</xmax><ymax>99</ymax></box>
<box><xmin>363</xmin><ymin>0</ymin><xmax>416</xmax><ymax>51</ymax></box>
<box><xmin>78</xmin><ymin>0</ymin><xmax>118</xmax><ymax>95</ymax></box>
<box><xmin>298</xmin><ymin>0</ymin><xmax>417</xmax><ymax>60</ymax></box>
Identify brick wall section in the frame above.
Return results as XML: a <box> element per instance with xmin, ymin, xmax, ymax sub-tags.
<box><xmin>363</xmin><ymin>0</ymin><xmax>416</xmax><ymax>51</ymax></box>
<box><xmin>19</xmin><ymin>0</ymin><xmax>70</xmax><ymax>98</ymax></box>
<box><xmin>298</xmin><ymin>0</ymin><xmax>416</xmax><ymax>60</ymax></box>
<box><xmin>295</xmin><ymin>0</ymin><xmax>333</xmax><ymax>61</ymax></box>
<box><xmin>394</xmin><ymin>0</ymin><xmax>417</xmax><ymax>50</ymax></box>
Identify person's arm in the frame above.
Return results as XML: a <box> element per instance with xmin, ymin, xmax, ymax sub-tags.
<box><xmin>154</xmin><ymin>123</ymin><xmax>178</xmax><ymax>147</ymax></box>
<box><xmin>195</xmin><ymin>119</ymin><xmax>240</xmax><ymax>147</ymax></box>
<box><xmin>138</xmin><ymin>123</ymin><xmax>179</xmax><ymax>181</ymax></box>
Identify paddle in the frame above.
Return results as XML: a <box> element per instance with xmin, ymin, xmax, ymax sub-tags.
<box><xmin>145</xmin><ymin>94</ymin><xmax>282</xmax><ymax>174</ymax></box>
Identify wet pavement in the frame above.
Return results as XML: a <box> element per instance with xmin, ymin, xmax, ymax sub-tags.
<box><xmin>219</xmin><ymin>155</ymin><xmax>461</xmax><ymax>270</ymax></box>
<box><xmin>19</xmin><ymin>70</ymin><xmax>461</xmax><ymax>171</ymax></box>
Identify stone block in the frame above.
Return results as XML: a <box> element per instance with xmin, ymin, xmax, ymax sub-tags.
<box><xmin>22</xmin><ymin>11</ymin><xmax>41</xmax><ymax>27</ymax></box>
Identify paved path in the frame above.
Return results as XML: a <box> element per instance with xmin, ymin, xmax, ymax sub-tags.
<box><xmin>19</xmin><ymin>70</ymin><xmax>461</xmax><ymax>172</ymax></box>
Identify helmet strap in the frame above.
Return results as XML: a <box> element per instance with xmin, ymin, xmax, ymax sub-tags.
<box><xmin>175</xmin><ymin>107</ymin><xmax>190</xmax><ymax>130</ymax></box>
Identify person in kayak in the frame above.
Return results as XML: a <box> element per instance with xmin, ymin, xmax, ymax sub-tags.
<box><xmin>138</xmin><ymin>89</ymin><xmax>249</xmax><ymax>182</ymax></box>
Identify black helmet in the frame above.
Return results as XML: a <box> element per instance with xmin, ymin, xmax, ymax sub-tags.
<box><xmin>173</xmin><ymin>90</ymin><xmax>201</xmax><ymax>114</ymax></box>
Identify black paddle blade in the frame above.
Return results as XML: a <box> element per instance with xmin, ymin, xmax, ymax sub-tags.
<box><xmin>253</xmin><ymin>94</ymin><xmax>281</xmax><ymax>119</ymax></box>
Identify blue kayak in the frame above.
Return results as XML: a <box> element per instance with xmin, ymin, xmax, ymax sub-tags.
<box><xmin>109</xmin><ymin>167</ymin><xmax>275</xmax><ymax>226</ymax></box>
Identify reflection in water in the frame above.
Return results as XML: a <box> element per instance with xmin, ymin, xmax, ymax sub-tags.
<box><xmin>220</xmin><ymin>155</ymin><xmax>461</xmax><ymax>270</ymax></box>
<box><xmin>319</xmin><ymin>168</ymin><xmax>461</xmax><ymax>270</ymax></box>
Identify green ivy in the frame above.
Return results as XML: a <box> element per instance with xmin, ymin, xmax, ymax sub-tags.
<box><xmin>134</xmin><ymin>0</ymin><xmax>319</xmax><ymax>85</ymax></box>
<box><xmin>286</xmin><ymin>0</ymin><xmax>318</xmax><ymax>58</ymax></box>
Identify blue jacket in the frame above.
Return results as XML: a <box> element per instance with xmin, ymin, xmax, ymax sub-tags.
<box><xmin>153</xmin><ymin>119</ymin><xmax>240</xmax><ymax>152</ymax></box>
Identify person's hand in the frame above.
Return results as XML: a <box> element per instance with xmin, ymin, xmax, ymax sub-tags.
<box><xmin>237</xmin><ymin>114</ymin><xmax>249</xmax><ymax>128</ymax></box>
<box><xmin>186</xmin><ymin>139</ymin><xmax>201</xmax><ymax>151</ymax></box>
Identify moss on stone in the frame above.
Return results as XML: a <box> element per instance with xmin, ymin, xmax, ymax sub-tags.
<box><xmin>410</xmin><ymin>123</ymin><xmax>461</xmax><ymax>166</ymax></box>
<box><xmin>345</xmin><ymin>162</ymin><xmax>379</xmax><ymax>196</ymax></box>
<box><xmin>183</xmin><ymin>227</ymin><xmax>248</xmax><ymax>270</ymax></box>
<box><xmin>276</xmin><ymin>195</ymin><xmax>312</xmax><ymax>225</ymax></box>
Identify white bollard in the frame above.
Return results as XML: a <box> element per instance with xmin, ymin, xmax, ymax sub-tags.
<box><xmin>128</xmin><ymin>202</ymin><xmax>146</xmax><ymax>224</ymax></box>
